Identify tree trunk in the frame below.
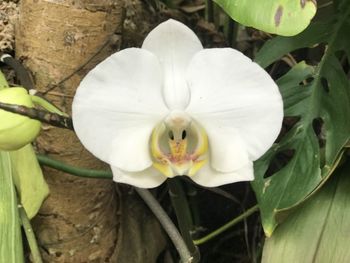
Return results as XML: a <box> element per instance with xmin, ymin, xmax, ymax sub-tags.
<box><xmin>15</xmin><ymin>0</ymin><xmax>166</xmax><ymax>262</ymax></box>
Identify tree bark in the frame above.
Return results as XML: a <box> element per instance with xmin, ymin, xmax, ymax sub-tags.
<box><xmin>15</xmin><ymin>1</ymin><xmax>166</xmax><ymax>262</ymax></box>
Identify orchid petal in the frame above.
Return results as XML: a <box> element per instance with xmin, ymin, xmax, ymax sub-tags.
<box><xmin>112</xmin><ymin>166</ymin><xmax>166</xmax><ymax>188</ymax></box>
<box><xmin>142</xmin><ymin>19</ymin><xmax>203</xmax><ymax>110</ymax></box>
<box><xmin>73</xmin><ymin>48</ymin><xmax>168</xmax><ymax>171</ymax></box>
<box><xmin>204</xmin><ymin>125</ymin><xmax>250</xmax><ymax>172</ymax></box>
<box><xmin>186</xmin><ymin>48</ymin><xmax>283</xmax><ymax>172</ymax></box>
<box><xmin>190</xmin><ymin>162</ymin><xmax>254</xmax><ymax>187</ymax></box>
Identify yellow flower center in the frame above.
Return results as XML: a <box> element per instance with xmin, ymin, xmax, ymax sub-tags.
<box><xmin>150</xmin><ymin>111</ymin><xmax>208</xmax><ymax>177</ymax></box>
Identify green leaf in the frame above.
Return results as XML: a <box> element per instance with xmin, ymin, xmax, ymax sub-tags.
<box><xmin>0</xmin><ymin>151</ymin><xmax>24</xmax><ymax>263</ymax></box>
<box><xmin>9</xmin><ymin>144</ymin><xmax>49</xmax><ymax>219</ymax></box>
<box><xmin>252</xmin><ymin>4</ymin><xmax>350</xmax><ymax>236</ymax></box>
<box><xmin>254</xmin><ymin>21</ymin><xmax>333</xmax><ymax>68</ymax></box>
<box><xmin>262</xmin><ymin>161</ymin><xmax>350</xmax><ymax>263</ymax></box>
<box><xmin>214</xmin><ymin>0</ymin><xmax>316</xmax><ymax>36</ymax></box>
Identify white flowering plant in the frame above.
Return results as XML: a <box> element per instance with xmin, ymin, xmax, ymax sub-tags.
<box><xmin>1</xmin><ymin>0</ymin><xmax>349</xmax><ymax>261</ymax></box>
<box><xmin>72</xmin><ymin>20</ymin><xmax>283</xmax><ymax>189</ymax></box>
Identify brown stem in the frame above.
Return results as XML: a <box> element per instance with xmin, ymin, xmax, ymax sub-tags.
<box><xmin>0</xmin><ymin>102</ymin><xmax>73</xmax><ymax>130</ymax></box>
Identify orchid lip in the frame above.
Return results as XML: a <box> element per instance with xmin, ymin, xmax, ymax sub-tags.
<box><xmin>150</xmin><ymin>110</ymin><xmax>208</xmax><ymax>177</ymax></box>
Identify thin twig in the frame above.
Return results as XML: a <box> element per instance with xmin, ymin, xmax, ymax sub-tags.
<box><xmin>43</xmin><ymin>35</ymin><xmax>117</xmax><ymax>95</ymax></box>
<box><xmin>193</xmin><ymin>205</ymin><xmax>259</xmax><ymax>245</ymax></box>
<box><xmin>184</xmin><ymin>178</ymin><xmax>241</xmax><ymax>205</ymax></box>
<box><xmin>0</xmin><ymin>102</ymin><xmax>73</xmax><ymax>130</ymax></box>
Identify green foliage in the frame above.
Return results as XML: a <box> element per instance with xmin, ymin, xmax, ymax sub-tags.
<box><xmin>0</xmin><ymin>152</ymin><xmax>24</xmax><ymax>263</ymax></box>
<box><xmin>214</xmin><ymin>0</ymin><xmax>316</xmax><ymax>36</ymax></box>
<box><xmin>255</xmin><ymin>21</ymin><xmax>333</xmax><ymax>68</ymax></box>
<box><xmin>9</xmin><ymin>145</ymin><xmax>49</xmax><ymax>219</ymax></box>
<box><xmin>252</xmin><ymin>2</ymin><xmax>350</xmax><ymax>235</ymax></box>
<box><xmin>262</xmin><ymin>161</ymin><xmax>350</xmax><ymax>263</ymax></box>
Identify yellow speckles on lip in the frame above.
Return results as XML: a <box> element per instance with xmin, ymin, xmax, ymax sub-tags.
<box><xmin>150</xmin><ymin>114</ymin><xmax>209</xmax><ymax>178</ymax></box>
<box><xmin>169</xmin><ymin>138</ymin><xmax>188</xmax><ymax>162</ymax></box>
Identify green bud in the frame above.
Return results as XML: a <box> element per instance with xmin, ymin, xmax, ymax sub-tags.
<box><xmin>0</xmin><ymin>87</ymin><xmax>41</xmax><ymax>150</ymax></box>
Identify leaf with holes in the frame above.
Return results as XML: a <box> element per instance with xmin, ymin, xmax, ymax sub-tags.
<box><xmin>254</xmin><ymin>20</ymin><xmax>333</xmax><ymax>68</ymax></box>
<box><xmin>252</xmin><ymin>3</ymin><xmax>350</xmax><ymax>236</ymax></box>
<box><xmin>214</xmin><ymin>0</ymin><xmax>316</xmax><ymax>36</ymax></box>
<box><xmin>261</xmin><ymin>161</ymin><xmax>350</xmax><ymax>263</ymax></box>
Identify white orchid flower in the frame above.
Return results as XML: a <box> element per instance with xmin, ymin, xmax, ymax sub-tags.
<box><xmin>72</xmin><ymin>19</ymin><xmax>283</xmax><ymax>188</ymax></box>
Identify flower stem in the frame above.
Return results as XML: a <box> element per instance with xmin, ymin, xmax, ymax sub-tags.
<box><xmin>18</xmin><ymin>205</ymin><xmax>43</xmax><ymax>263</ymax></box>
<box><xmin>135</xmin><ymin>188</ymin><xmax>192</xmax><ymax>263</ymax></box>
<box><xmin>193</xmin><ymin>204</ymin><xmax>259</xmax><ymax>245</ymax></box>
<box><xmin>36</xmin><ymin>154</ymin><xmax>112</xmax><ymax>179</ymax></box>
<box><xmin>184</xmin><ymin>183</ymin><xmax>201</xmax><ymax>230</ymax></box>
<box><xmin>167</xmin><ymin>178</ymin><xmax>200</xmax><ymax>263</ymax></box>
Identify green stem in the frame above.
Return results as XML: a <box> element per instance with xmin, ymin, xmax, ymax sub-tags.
<box><xmin>18</xmin><ymin>206</ymin><xmax>43</xmax><ymax>263</ymax></box>
<box><xmin>184</xmin><ymin>184</ymin><xmax>201</xmax><ymax>231</ymax></box>
<box><xmin>167</xmin><ymin>178</ymin><xmax>200</xmax><ymax>263</ymax></box>
<box><xmin>36</xmin><ymin>154</ymin><xmax>112</xmax><ymax>179</ymax></box>
<box><xmin>135</xmin><ymin>188</ymin><xmax>192</xmax><ymax>263</ymax></box>
<box><xmin>193</xmin><ymin>205</ymin><xmax>259</xmax><ymax>245</ymax></box>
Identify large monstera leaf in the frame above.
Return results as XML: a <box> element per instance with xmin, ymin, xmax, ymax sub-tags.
<box><xmin>262</xmin><ymin>162</ymin><xmax>350</xmax><ymax>263</ymax></box>
<box><xmin>252</xmin><ymin>3</ymin><xmax>350</xmax><ymax>235</ymax></box>
<box><xmin>214</xmin><ymin>0</ymin><xmax>316</xmax><ymax>36</ymax></box>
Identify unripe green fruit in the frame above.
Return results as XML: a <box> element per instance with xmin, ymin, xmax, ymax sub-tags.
<box><xmin>0</xmin><ymin>87</ymin><xmax>41</xmax><ymax>150</ymax></box>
